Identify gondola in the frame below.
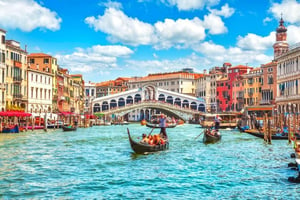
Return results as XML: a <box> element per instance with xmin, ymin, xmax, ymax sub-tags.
<box><xmin>203</xmin><ymin>128</ymin><xmax>221</xmax><ymax>144</ymax></box>
<box><xmin>62</xmin><ymin>125</ymin><xmax>77</xmax><ymax>132</ymax></box>
<box><xmin>127</xmin><ymin>128</ymin><xmax>169</xmax><ymax>154</ymax></box>
<box><xmin>1</xmin><ymin>125</ymin><xmax>19</xmax><ymax>133</ymax></box>
<box><xmin>145</xmin><ymin>122</ymin><xmax>176</xmax><ymax>128</ymax></box>
<box><xmin>244</xmin><ymin>129</ymin><xmax>300</xmax><ymax>140</ymax></box>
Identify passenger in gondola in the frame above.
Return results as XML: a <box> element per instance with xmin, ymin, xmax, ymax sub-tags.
<box><xmin>153</xmin><ymin>134</ymin><xmax>161</xmax><ymax>145</ymax></box>
<box><xmin>148</xmin><ymin>135</ymin><xmax>154</xmax><ymax>145</ymax></box>
<box><xmin>159</xmin><ymin>114</ymin><xmax>167</xmax><ymax>139</ymax></box>
<box><xmin>140</xmin><ymin>133</ymin><xmax>149</xmax><ymax>144</ymax></box>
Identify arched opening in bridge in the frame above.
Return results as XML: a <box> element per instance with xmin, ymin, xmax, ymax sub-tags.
<box><xmin>134</xmin><ymin>94</ymin><xmax>141</xmax><ymax>103</ymax></box>
<box><xmin>198</xmin><ymin>103</ymin><xmax>205</xmax><ymax>112</ymax></box>
<box><xmin>158</xmin><ymin>94</ymin><xmax>165</xmax><ymax>102</ymax></box>
<box><xmin>93</xmin><ymin>103</ymin><xmax>101</xmax><ymax>112</ymax></box>
<box><xmin>144</xmin><ymin>85</ymin><xmax>156</xmax><ymax>100</ymax></box>
<box><xmin>190</xmin><ymin>102</ymin><xmax>197</xmax><ymax>110</ymax></box>
<box><xmin>118</xmin><ymin>98</ymin><xmax>125</xmax><ymax>107</ymax></box>
<box><xmin>166</xmin><ymin>96</ymin><xmax>173</xmax><ymax>104</ymax></box>
<box><xmin>182</xmin><ymin>100</ymin><xmax>189</xmax><ymax>108</ymax></box>
<box><xmin>110</xmin><ymin>99</ymin><xmax>117</xmax><ymax>109</ymax></box>
<box><xmin>102</xmin><ymin>102</ymin><xmax>109</xmax><ymax>111</ymax></box>
<box><xmin>174</xmin><ymin>98</ymin><xmax>181</xmax><ymax>107</ymax></box>
<box><xmin>126</xmin><ymin>96</ymin><xmax>133</xmax><ymax>104</ymax></box>
<box><xmin>140</xmin><ymin>110</ymin><xmax>145</xmax><ymax>120</ymax></box>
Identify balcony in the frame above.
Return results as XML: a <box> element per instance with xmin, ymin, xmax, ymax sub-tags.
<box><xmin>13</xmin><ymin>94</ymin><xmax>23</xmax><ymax>100</ymax></box>
<box><xmin>13</xmin><ymin>76</ymin><xmax>23</xmax><ymax>83</ymax></box>
<box><xmin>237</xmin><ymin>97</ymin><xmax>243</xmax><ymax>101</ymax></box>
<box><xmin>14</xmin><ymin>61</ymin><xmax>22</xmax><ymax>68</ymax></box>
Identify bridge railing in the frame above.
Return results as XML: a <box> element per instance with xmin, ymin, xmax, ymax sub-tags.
<box><xmin>95</xmin><ymin>100</ymin><xmax>202</xmax><ymax>115</ymax></box>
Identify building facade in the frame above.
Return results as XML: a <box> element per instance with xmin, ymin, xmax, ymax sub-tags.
<box><xmin>84</xmin><ymin>81</ymin><xmax>97</xmax><ymax>114</ymax></box>
<box><xmin>276</xmin><ymin>43</ymin><xmax>300</xmax><ymax>114</ymax></box>
<box><xmin>0</xmin><ymin>29</ymin><xmax>6</xmax><ymax>111</ymax></box>
<box><xmin>260</xmin><ymin>61</ymin><xmax>277</xmax><ymax>105</ymax></box>
<box><xmin>5</xmin><ymin>40</ymin><xmax>28</xmax><ymax>111</ymax></box>
<box><xmin>128</xmin><ymin>70</ymin><xmax>202</xmax><ymax>96</ymax></box>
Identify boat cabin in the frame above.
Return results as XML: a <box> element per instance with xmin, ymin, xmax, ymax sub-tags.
<box><xmin>200</xmin><ymin>113</ymin><xmax>238</xmax><ymax>129</ymax></box>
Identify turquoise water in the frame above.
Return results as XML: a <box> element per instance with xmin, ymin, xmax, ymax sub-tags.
<box><xmin>0</xmin><ymin>124</ymin><xmax>299</xmax><ymax>199</ymax></box>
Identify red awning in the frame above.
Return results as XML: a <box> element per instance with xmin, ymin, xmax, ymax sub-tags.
<box><xmin>0</xmin><ymin>111</ymin><xmax>32</xmax><ymax>117</ymax></box>
<box><xmin>59</xmin><ymin>112</ymin><xmax>76</xmax><ymax>116</ymax></box>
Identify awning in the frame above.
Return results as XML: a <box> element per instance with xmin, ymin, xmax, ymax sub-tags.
<box><xmin>0</xmin><ymin>111</ymin><xmax>32</xmax><ymax>117</ymax></box>
<box><xmin>58</xmin><ymin>112</ymin><xmax>76</xmax><ymax>116</ymax></box>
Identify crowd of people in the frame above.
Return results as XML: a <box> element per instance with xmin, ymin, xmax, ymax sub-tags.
<box><xmin>140</xmin><ymin>113</ymin><xmax>168</xmax><ymax>145</ymax></box>
<box><xmin>140</xmin><ymin>133</ymin><xmax>166</xmax><ymax>145</ymax></box>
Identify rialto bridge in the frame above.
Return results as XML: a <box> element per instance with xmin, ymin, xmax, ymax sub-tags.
<box><xmin>91</xmin><ymin>85</ymin><xmax>206</xmax><ymax>121</ymax></box>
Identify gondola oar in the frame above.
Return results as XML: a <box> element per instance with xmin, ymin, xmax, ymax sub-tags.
<box><xmin>194</xmin><ymin>131</ymin><xmax>204</xmax><ymax>140</ymax></box>
<box><xmin>148</xmin><ymin>127</ymin><xmax>155</xmax><ymax>135</ymax></box>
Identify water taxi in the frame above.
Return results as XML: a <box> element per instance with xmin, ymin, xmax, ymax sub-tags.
<box><xmin>200</xmin><ymin>113</ymin><xmax>238</xmax><ymax>129</ymax></box>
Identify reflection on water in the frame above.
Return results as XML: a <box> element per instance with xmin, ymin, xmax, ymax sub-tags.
<box><xmin>0</xmin><ymin>124</ymin><xmax>299</xmax><ymax>199</ymax></box>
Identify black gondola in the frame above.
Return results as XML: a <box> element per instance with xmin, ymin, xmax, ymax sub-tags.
<box><xmin>62</xmin><ymin>126</ymin><xmax>77</xmax><ymax>131</ymax></box>
<box><xmin>244</xmin><ymin>130</ymin><xmax>300</xmax><ymax>140</ymax></box>
<box><xmin>127</xmin><ymin>128</ymin><xmax>169</xmax><ymax>154</ymax></box>
<box><xmin>203</xmin><ymin>128</ymin><xmax>221</xmax><ymax>143</ymax></box>
<box><xmin>145</xmin><ymin>122</ymin><xmax>176</xmax><ymax>128</ymax></box>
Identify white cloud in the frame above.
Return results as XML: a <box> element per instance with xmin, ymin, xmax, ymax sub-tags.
<box><xmin>263</xmin><ymin>17</ymin><xmax>272</xmax><ymax>25</ymax></box>
<box><xmin>237</xmin><ymin>32</ymin><xmax>275</xmax><ymax>51</ymax></box>
<box><xmin>85</xmin><ymin>7</ymin><xmax>155</xmax><ymax>46</ymax></box>
<box><xmin>163</xmin><ymin>0</ymin><xmax>220</xmax><ymax>11</ymax></box>
<box><xmin>208</xmin><ymin>3</ymin><xmax>235</xmax><ymax>18</ymax></box>
<box><xmin>0</xmin><ymin>0</ymin><xmax>61</xmax><ymax>31</ymax></box>
<box><xmin>269</xmin><ymin>0</ymin><xmax>300</xmax><ymax>24</ymax></box>
<box><xmin>287</xmin><ymin>25</ymin><xmax>300</xmax><ymax>45</ymax></box>
<box><xmin>85</xmin><ymin>5</ymin><xmax>232</xmax><ymax>49</ymax></box>
<box><xmin>154</xmin><ymin>18</ymin><xmax>206</xmax><ymax>49</ymax></box>
<box><xmin>55</xmin><ymin>45</ymin><xmax>133</xmax><ymax>74</ymax></box>
<box><xmin>203</xmin><ymin>13</ymin><xmax>227</xmax><ymax>34</ymax></box>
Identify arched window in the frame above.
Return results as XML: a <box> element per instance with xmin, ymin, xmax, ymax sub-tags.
<box><xmin>102</xmin><ymin>102</ymin><xmax>109</xmax><ymax>111</ymax></box>
<box><xmin>94</xmin><ymin>103</ymin><xmax>101</xmax><ymax>112</ymax></box>
<box><xmin>110</xmin><ymin>99</ymin><xmax>117</xmax><ymax>109</ymax></box>
<box><xmin>134</xmin><ymin>94</ymin><xmax>141</xmax><ymax>103</ymax></box>
<box><xmin>118</xmin><ymin>98</ymin><xmax>125</xmax><ymax>107</ymax></box>
<box><xmin>158</xmin><ymin>94</ymin><xmax>165</xmax><ymax>102</ymax></box>
<box><xmin>166</xmin><ymin>96</ymin><xmax>173</xmax><ymax>104</ymax></box>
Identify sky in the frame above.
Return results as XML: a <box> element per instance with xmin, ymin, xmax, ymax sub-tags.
<box><xmin>1</xmin><ymin>0</ymin><xmax>300</xmax><ymax>82</ymax></box>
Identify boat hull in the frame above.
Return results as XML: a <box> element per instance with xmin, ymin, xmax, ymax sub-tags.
<box><xmin>203</xmin><ymin>130</ymin><xmax>221</xmax><ymax>143</ymax></box>
<box><xmin>127</xmin><ymin>128</ymin><xmax>169</xmax><ymax>154</ymax></box>
<box><xmin>244</xmin><ymin>129</ymin><xmax>300</xmax><ymax>140</ymax></box>
<box><xmin>62</xmin><ymin>126</ymin><xmax>77</xmax><ymax>131</ymax></box>
<box><xmin>146</xmin><ymin>122</ymin><xmax>176</xmax><ymax>128</ymax></box>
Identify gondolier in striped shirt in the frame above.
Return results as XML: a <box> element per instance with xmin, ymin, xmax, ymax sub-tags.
<box><xmin>159</xmin><ymin>114</ymin><xmax>167</xmax><ymax>139</ymax></box>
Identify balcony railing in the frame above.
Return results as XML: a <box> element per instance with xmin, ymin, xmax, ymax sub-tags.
<box><xmin>13</xmin><ymin>76</ymin><xmax>23</xmax><ymax>83</ymax></box>
<box><xmin>13</xmin><ymin>94</ymin><xmax>23</xmax><ymax>99</ymax></box>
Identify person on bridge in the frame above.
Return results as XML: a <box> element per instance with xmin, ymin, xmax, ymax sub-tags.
<box><xmin>159</xmin><ymin>114</ymin><xmax>168</xmax><ymax>139</ymax></box>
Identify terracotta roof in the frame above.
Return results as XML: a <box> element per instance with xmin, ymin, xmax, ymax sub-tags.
<box><xmin>130</xmin><ymin>71</ymin><xmax>203</xmax><ymax>82</ymax></box>
<box><xmin>0</xmin><ymin>28</ymin><xmax>6</xmax><ymax>33</ymax></box>
<box><xmin>71</xmin><ymin>74</ymin><xmax>82</xmax><ymax>77</ymax></box>
<box><xmin>27</xmin><ymin>53</ymin><xmax>52</xmax><ymax>57</ymax></box>
<box><xmin>229</xmin><ymin>65</ymin><xmax>253</xmax><ymax>70</ymax></box>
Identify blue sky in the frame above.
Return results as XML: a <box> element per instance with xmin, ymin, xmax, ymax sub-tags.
<box><xmin>1</xmin><ymin>0</ymin><xmax>300</xmax><ymax>82</ymax></box>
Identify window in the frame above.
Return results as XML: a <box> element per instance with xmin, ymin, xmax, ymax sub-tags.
<box><xmin>1</xmin><ymin>35</ymin><xmax>5</xmax><ymax>44</ymax></box>
<box><xmin>29</xmin><ymin>58</ymin><xmax>35</xmax><ymax>64</ymax></box>
<box><xmin>44</xmin><ymin>58</ymin><xmax>49</xmax><ymax>64</ymax></box>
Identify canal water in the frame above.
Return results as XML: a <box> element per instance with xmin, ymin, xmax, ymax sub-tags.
<box><xmin>0</xmin><ymin>124</ymin><xmax>299</xmax><ymax>199</ymax></box>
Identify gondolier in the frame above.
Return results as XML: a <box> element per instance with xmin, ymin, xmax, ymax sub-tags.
<box><xmin>159</xmin><ymin>114</ymin><xmax>167</xmax><ymax>139</ymax></box>
<box><xmin>214</xmin><ymin>115</ymin><xmax>221</xmax><ymax>131</ymax></box>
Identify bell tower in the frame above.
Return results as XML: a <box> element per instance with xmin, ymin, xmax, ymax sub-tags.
<box><xmin>273</xmin><ymin>16</ymin><xmax>289</xmax><ymax>59</ymax></box>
